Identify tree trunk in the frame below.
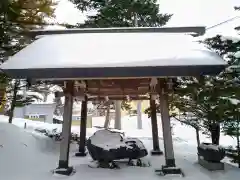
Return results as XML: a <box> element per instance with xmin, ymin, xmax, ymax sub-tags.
<box><xmin>43</xmin><ymin>92</ymin><xmax>48</xmax><ymax>102</ymax></box>
<box><xmin>236</xmin><ymin>120</ymin><xmax>240</xmax><ymax>168</ymax></box>
<box><xmin>195</xmin><ymin>127</ymin><xmax>200</xmax><ymax>147</ymax></box>
<box><xmin>209</xmin><ymin>122</ymin><xmax>220</xmax><ymax>145</ymax></box>
<box><xmin>237</xmin><ymin>133</ymin><xmax>240</xmax><ymax>168</ymax></box>
<box><xmin>8</xmin><ymin>80</ymin><xmax>19</xmax><ymax>124</ymax></box>
<box><xmin>104</xmin><ymin>106</ymin><xmax>110</xmax><ymax>128</ymax></box>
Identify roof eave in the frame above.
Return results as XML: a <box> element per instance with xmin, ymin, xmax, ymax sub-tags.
<box><xmin>23</xmin><ymin>26</ymin><xmax>206</xmax><ymax>38</ymax></box>
<box><xmin>2</xmin><ymin>64</ymin><xmax>226</xmax><ymax>80</ymax></box>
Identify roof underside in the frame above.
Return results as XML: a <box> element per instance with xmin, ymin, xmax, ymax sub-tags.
<box><xmin>55</xmin><ymin>79</ymin><xmax>152</xmax><ymax>100</ymax></box>
<box><xmin>1</xmin><ymin>32</ymin><xmax>226</xmax><ymax>79</ymax></box>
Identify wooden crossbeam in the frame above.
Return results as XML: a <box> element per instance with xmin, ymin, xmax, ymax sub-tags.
<box><xmin>26</xmin><ymin>26</ymin><xmax>206</xmax><ymax>37</ymax></box>
<box><xmin>89</xmin><ymin>96</ymin><xmax>149</xmax><ymax>101</ymax></box>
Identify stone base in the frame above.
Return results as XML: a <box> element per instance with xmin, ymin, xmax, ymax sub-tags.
<box><xmin>53</xmin><ymin>167</ymin><xmax>75</xmax><ymax>176</ymax></box>
<box><xmin>155</xmin><ymin>166</ymin><xmax>184</xmax><ymax>177</ymax></box>
<box><xmin>150</xmin><ymin>149</ymin><xmax>163</xmax><ymax>156</ymax></box>
<box><xmin>75</xmin><ymin>151</ymin><xmax>88</xmax><ymax>157</ymax></box>
<box><xmin>198</xmin><ymin>156</ymin><xmax>224</xmax><ymax>171</ymax></box>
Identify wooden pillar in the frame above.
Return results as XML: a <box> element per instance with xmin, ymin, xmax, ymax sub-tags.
<box><xmin>137</xmin><ymin>100</ymin><xmax>142</xmax><ymax>129</ymax></box>
<box><xmin>104</xmin><ymin>104</ymin><xmax>110</xmax><ymax>128</ymax></box>
<box><xmin>55</xmin><ymin>81</ymin><xmax>74</xmax><ymax>175</ymax></box>
<box><xmin>75</xmin><ymin>95</ymin><xmax>88</xmax><ymax>157</ymax></box>
<box><xmin>150</xmin><ymin>97</ymin><xmax>163</xmax><ymax>156</ymax></box>
<box><xmin>114</xmin><ymin>100</ymin><xmax>121</xmax><ymax>130</ymax></box>
<box><xmin>158</xmin><ymin>79</ymin><xmax>176</xmax><ymax>167</ymax></box>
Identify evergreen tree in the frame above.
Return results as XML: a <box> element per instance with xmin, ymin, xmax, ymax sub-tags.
<box><xmin>0</xmin><ymin>0</ymin><xmax>57</xmax><ymax>123</ymax></box>
<box><xmin>171</xmin><ymin>75</ymin><xmax>228</xmax><ymax>145</ymax></box>
<box><xmin>6</xmin><ymin>80</ymin><xmax>41</xmax><ymax>123</ymax></box>
<box><xmin>204</xmin><ymin>34</ymin><xmax>240</xmax><ymax>167</ymax></box>
<box><xmin>71</xmin><ymin>0</ymin><xmax>172</xmax><ymax>27</ymax></box>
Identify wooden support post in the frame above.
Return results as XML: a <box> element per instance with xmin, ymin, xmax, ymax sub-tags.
<box><xmin>114</xmin><ymin>100</ymin><xmax>121</xmax><ymax>130</ymax></box>
<box><xmin>55</xmin><ymin>81</ymin><xmax>74</xmax><ymax>175</ymax></box>
<box><xmin>104</xmin><ymin>104</ymin><xmax>110</xmax><ymax>128</ymax></box>
<box><xmin>75</xmin><ymin>95</ymin><xmax>88</xmax><ymax>157</ymax></box>
<box><xmin>158</xmin><ymin>79</ymin><xmax>176</xmax><ymax>167</ymax></box>
<box><xmin>150</xmin><ymin>97</ymin><xmax>163</xmax><ymax>156</ymax></box>
<box><xmin>137</xmin><ymin>100</ymin><xmax>142</xmax><ymax>129</ymax></box>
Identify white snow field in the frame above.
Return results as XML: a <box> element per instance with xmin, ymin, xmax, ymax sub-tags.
<box><xmin>0</xmin><ymin>114</ymin><xmax>239</xmax><ymax>180</ymax></box>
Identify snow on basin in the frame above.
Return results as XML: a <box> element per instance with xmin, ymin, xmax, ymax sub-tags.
<box><xmin>89</xmin><ymin>129</ymin><xmax>131</xmax><ymax>150</ymax></box>
<box><xmin>199</xmin><ymin>143</ymin><xmax>223</xmax><ymax>151</ymax></box>
<box><xmin>125</xmin><ymin>138</ymin><xmax>146</xmax><ymax>150</ymax></box>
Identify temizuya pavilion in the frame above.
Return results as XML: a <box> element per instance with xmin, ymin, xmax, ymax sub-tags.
<box><xmin>0</xmin><ymin>27</ymin><xmax>226</xmax><ymax>176</ymax></box>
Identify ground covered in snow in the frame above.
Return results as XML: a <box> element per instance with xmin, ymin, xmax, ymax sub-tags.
<box><xmin>0</xmin><ymin>115</ymin><xmax>239</xmax><ymax>180</ymax></box>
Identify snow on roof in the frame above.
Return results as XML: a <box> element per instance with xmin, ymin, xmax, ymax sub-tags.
<box><xmin>1</xmin><ymin>33</ymin><xmax>226</xmax><ymax>79</ymax></box>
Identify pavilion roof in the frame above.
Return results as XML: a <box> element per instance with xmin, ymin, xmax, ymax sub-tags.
<box><xmin>0</xmin><ymin>31</ymin><xmax>226</xmax><ymax>80</ymax></box>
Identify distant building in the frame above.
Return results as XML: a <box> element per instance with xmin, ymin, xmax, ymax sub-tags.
<box><xmin>53</xmin><ymin>115</ymin><xmax>92</xmax><ymax>128</ymax></box>
<box><xmin>14</xmin><ymin>103</ymin><xmax>56</xmax><ymax>123</ymax></box>
<box><xmin>14</xmin><ymin>102</ymin><xmax>93</xmax><ymax>127</ymax></box>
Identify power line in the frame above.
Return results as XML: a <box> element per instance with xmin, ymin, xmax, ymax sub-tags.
<box><xmin>206</xmin><ymin>16</ymin><xmax>240</xmax><ymax>30</ymax></box>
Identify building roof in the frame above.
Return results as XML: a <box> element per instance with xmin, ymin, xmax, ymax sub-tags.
<box><xmin>0</xmin><ymin>32</ymin><xmax>226</xmax><ymax>79</ymax></box>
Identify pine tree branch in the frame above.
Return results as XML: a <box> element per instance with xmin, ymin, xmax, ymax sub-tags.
<box><xmin>172</xmin><ymin>116</ymin><xmax>200</xmax><ymax>130</ymax></box>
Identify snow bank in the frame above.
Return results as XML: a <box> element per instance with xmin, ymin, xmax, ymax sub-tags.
<box><xmin>1</xmin><ymin>116</ymin><xmax>240</xmax><ymax>180</ymax></box>
<box><xmin>0</xmin><ymin>122</ymin><xmax>58</xmax><ymax>179</ymax></box>
<box><xmin>0</xmin><ymin>114</ymin><xmax>237</xmax><ymax>148</ymax></box>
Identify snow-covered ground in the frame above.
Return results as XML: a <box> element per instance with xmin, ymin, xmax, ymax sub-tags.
<box><xmin>0</xmin><ymin>115</ymin><xmax>239</xmax><ymax>180</ymax></box>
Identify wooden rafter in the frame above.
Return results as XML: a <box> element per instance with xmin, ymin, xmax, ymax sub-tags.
<box><xmin>53</xmin><ymin>78</ymin><xmax>163</xmax><ymax>100</ymax></box>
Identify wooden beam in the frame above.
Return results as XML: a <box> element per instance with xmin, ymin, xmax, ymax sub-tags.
<box><xmin>26</xmin><ymin>26</ymin><xmax>205</xmax><ymax>37</ymax></box>
<box><xmin>55</xmin><ymin>90</ymin><xmax>149</xmax><ymax>98</ymax></box>
<box><xmin>44</xmin><ymin>78</ymin><xmax>152</xmax><ymax>86</ymax></box>
<box><xmin>87</xmin><ymin>90</ymin><xmax>148</xmax><ymax>96</ymax></box>
<box><xmin>89</xmin><ymin>96</ymin><xmax>149</xmax><ymax>101</ymax></box>
<box><xmin>88</xmin><ymin>80</ymin><xmax>150</xmax><ymax>89</ymax></box>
